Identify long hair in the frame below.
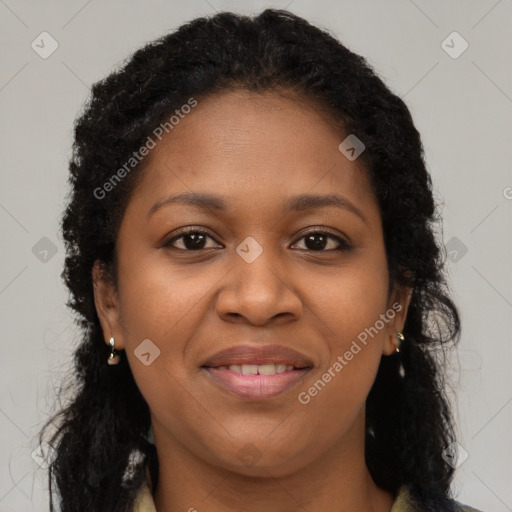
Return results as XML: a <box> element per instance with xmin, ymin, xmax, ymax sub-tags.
<box><xmin>40</xmin><ymin>9</ymin><xmax>461</xmax><ymax>511</ymax></box>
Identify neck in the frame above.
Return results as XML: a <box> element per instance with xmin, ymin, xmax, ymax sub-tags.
<box><xmin>152</xmin><ymin>410</ymin><xmax>394</xmax><ymax>512</ymax></box>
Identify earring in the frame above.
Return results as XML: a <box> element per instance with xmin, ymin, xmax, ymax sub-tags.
<box><xmin>107</xmin><ymin>336</ymin><xmax>120</xmax><ymax>365</ymax></box>
<box><xmin>395</xmin><ymin>331</ymin><xmax>405</xmax><ymax>353</ymax></box>
<box><xmin>396</xmin><ymin>331</ymin><xmax>405</xmax><ymax>378</ymax></box>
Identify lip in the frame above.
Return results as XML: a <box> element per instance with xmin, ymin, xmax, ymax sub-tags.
<box><xmin>201</xmin><ymin>344</ymin><xmax>313</xmax><ymax>369</ymax></box>
<box><xmin>200</xmin><ymin>344</ymin><xmax>313</xmax><ymax>400</ymax></box>
<box><xmin>202</xmin><ymin>366</ymin><xmax>312</xmax><ymax>400</ymax></box>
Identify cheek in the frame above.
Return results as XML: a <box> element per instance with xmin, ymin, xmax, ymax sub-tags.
<box><xmin>117</xmin><ymin>252</ymin><xmax>215</xmax><ymax>343</ymax></box>
<box><xmin>116</xmin><ymin>262</ymin><xmax>208</xmax><ymax>446</ymax></box>
<box><xmin>115</xmin><ymin>255</ymin><xmax>215</xmax><ymax>403</ymax></box>
<box><xmin>299</xmin><ymin>251</ymin><xmax>389</xmax><ymax>402</ymax></box>
<box><xmin>308</xmin><ymin>252</ymin><xmax>390</xmax><ymax>349</ymax></box>
<box><xmin>295</xmin><ymin>271</ymin><xmax>389</xmax><ymax>447</ymax></box>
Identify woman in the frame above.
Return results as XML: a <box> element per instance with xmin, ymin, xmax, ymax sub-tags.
<box><xmin>40</xmin><ymin>9</ymin><xmax>482</xmax><ymax>512</ymax></box>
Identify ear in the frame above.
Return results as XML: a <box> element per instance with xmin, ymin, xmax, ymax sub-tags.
<box><xmin>382</xmin><ymin>282</ymin><xmax>413</xmax><ymax>356</ymax></box>
<box><xmin>92</xmin><ymin>259</ymin><xmax>125</xmax><ymax>351</ymax></box>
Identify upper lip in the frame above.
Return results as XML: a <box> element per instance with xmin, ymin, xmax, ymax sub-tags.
<box><xmin>201</xmin><ymin>344</ymin><xmax>313</xmax><ymax>369</ymax></box>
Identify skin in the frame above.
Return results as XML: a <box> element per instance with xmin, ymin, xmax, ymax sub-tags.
<box><xmin>93</xmin><ymin>89</ymin><xmax>412</xmax><ymax>512</ymax></box>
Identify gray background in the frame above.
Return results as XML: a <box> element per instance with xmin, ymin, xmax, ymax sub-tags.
<box><xmin>0</xmin><ymin>0</ymin><xmax>511</xmax><ymax>510</ymax></box>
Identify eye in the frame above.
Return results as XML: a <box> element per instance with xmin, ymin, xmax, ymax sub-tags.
<box><xmin>163</xmin><ymin>228</ymin><xmax>351</xmax><ymax>252</ymax></box>
<box><xmin>292</xmin><ymin>229</ymin><xmax>351</xmax><ymax>252</ymax></box>
<box><xmin>163</xmin><ymin>229</ymin><xmax>220</xmax><ymax>251</ymax></box>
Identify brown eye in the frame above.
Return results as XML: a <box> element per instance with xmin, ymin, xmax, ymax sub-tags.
<box><xmin>163</xmin><ymin>228</ymin><xmax>351</xmax><ymax>253</ymax></box>
<box><xmin>165</xmin><ymin>230</ymin><xmax>219</xmax><ymax>251</ymax></box>
<box><xmin>293</xmin><ymin>231</ymin><xmax>351</xmax><ymax>252</ymax></box>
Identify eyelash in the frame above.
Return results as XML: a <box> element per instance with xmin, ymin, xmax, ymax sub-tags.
<box><xmin>163</xmin><ymin>227</ymin><xmax>352</xmax><ymax>253</ymax></box>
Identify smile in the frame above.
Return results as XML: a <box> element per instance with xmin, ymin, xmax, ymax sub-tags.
<box><xmin>202</xmin><ymin>365</ymin><xmax>311</xmax><ymax>400</ymax></box>
<box><xmin>216</xmin><ymin>363</ymin><xmax>296</xmax><ymax>374</ymax></box>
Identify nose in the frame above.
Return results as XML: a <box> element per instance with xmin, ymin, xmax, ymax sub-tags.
<box><xmin>215</xmin><ymin>249</ymin><xmax>303</xmax><ymax>326</ymax></box>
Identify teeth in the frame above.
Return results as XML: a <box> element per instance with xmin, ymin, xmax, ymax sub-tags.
<box><xmin>241</xmin><ymin>364</ymin><xmax>258</xmax><ymax>375</ymax></box>
<box><xmin>224</xmin><ymin>363</ymin><xmax>297</xmax><ymax>374</ymax></box>
<box><xmin>258</xmin><ymin>364</ymin><xmax>277</xmax><ymax>375</ymax></box>
<box><xmin>276</xmin><ymin>364</ymin><xmax>287</xmax><ymax>373</ymax></box>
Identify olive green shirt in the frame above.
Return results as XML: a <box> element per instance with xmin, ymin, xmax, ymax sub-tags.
<box><xmin>132</xmin><ymin>480</ymin><xmax>483</xmax><ymax>511</ymax></box>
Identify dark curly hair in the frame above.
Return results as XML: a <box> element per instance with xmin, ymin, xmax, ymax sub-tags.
<box><xmin>40</xmin><ymin>8</ymin><xmax>464</xmax><ymax>512</ymax></box>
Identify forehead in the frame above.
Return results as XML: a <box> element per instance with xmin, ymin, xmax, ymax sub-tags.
<box><xmin>147</xmin><ymin>89</ymin><xmax>348</xmax><ymax>169</ymax></box>
<box><xmin>125</xmin><ymin>89</ymin><xmax>379</xmax><ymax>225</ymax></box>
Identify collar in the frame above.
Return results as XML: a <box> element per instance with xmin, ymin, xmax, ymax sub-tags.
<box><xmin>132</xmin><ymin>466</ymin><xmax>481</xmax><ymax>512</ymax></box>
<box><xmin>132</xmin><ymin>480</ymin><xmax>414</xmax><ymax>512</ymax></box>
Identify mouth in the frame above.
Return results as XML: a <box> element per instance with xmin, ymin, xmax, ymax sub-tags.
<box><xmin>201</xmin><ymin>366</ymin><xmax>312</xmax><ymax>400</ymax></box>
<box><xmin>210</xmin><ymin>362</ymin><xmax>306</xmax><ymax>374</ymax></box>
<box><xmin>200</xmin><ymin>344</ymin><xmax>313</xmax><ymax>400</ymax></box>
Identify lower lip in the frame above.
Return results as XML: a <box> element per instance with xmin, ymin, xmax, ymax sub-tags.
<box><xmin>202</xmin><ymin>367</ymin><xmax>311</xmax><ymax>400</ymax></box>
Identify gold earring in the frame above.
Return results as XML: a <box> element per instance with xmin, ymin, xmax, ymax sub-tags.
<box><xmin>395</xmin><ymin>331</ymin><xmax>405</xmax><ymax>353</ymax></box>
<box><xmin>107</xmin><ymin>336</ymin><xmax>120</xmax><ymax>365</ymax></box>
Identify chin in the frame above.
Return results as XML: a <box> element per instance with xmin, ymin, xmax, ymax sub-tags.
<box><xmin>206</xmin><ymin>441</ymin><xmax>315</xmax><ymax>479</ymax></box>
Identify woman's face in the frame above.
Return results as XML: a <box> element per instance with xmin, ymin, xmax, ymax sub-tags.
<box><xmin>94</xmin><ymin>89</ymin><xmax>411</xmax><ymax>477</ymax></box>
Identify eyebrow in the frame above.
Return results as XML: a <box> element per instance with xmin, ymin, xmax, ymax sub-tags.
<box><xmin>147</xmin><ymin>192</ymin><xmax>367</xmax><ymax>223</ymax></box>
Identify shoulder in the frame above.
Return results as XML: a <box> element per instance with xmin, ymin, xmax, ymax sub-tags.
<box><xmin>132</xmin><ymin>477</ymin><xmax>157</xmax><ymax>512</ymax></box>
<box><xmin>392</xmin><ymin>485</ymin><xmax>484</xmax><ymax>512</ymax></box>
<box><xmin>132</xmin><ymin>480</ymin><xmax>484</xmax><ymax>512</ymax></box>
<box><xmin>453</xmin><ymin>502</ymin><xmax>483</xmax><ymax>512</ymax></box>
<box><xmin>132</xmin><ymin>467</ymin><xmax>156</xmax><ymax>512</ymax></box>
